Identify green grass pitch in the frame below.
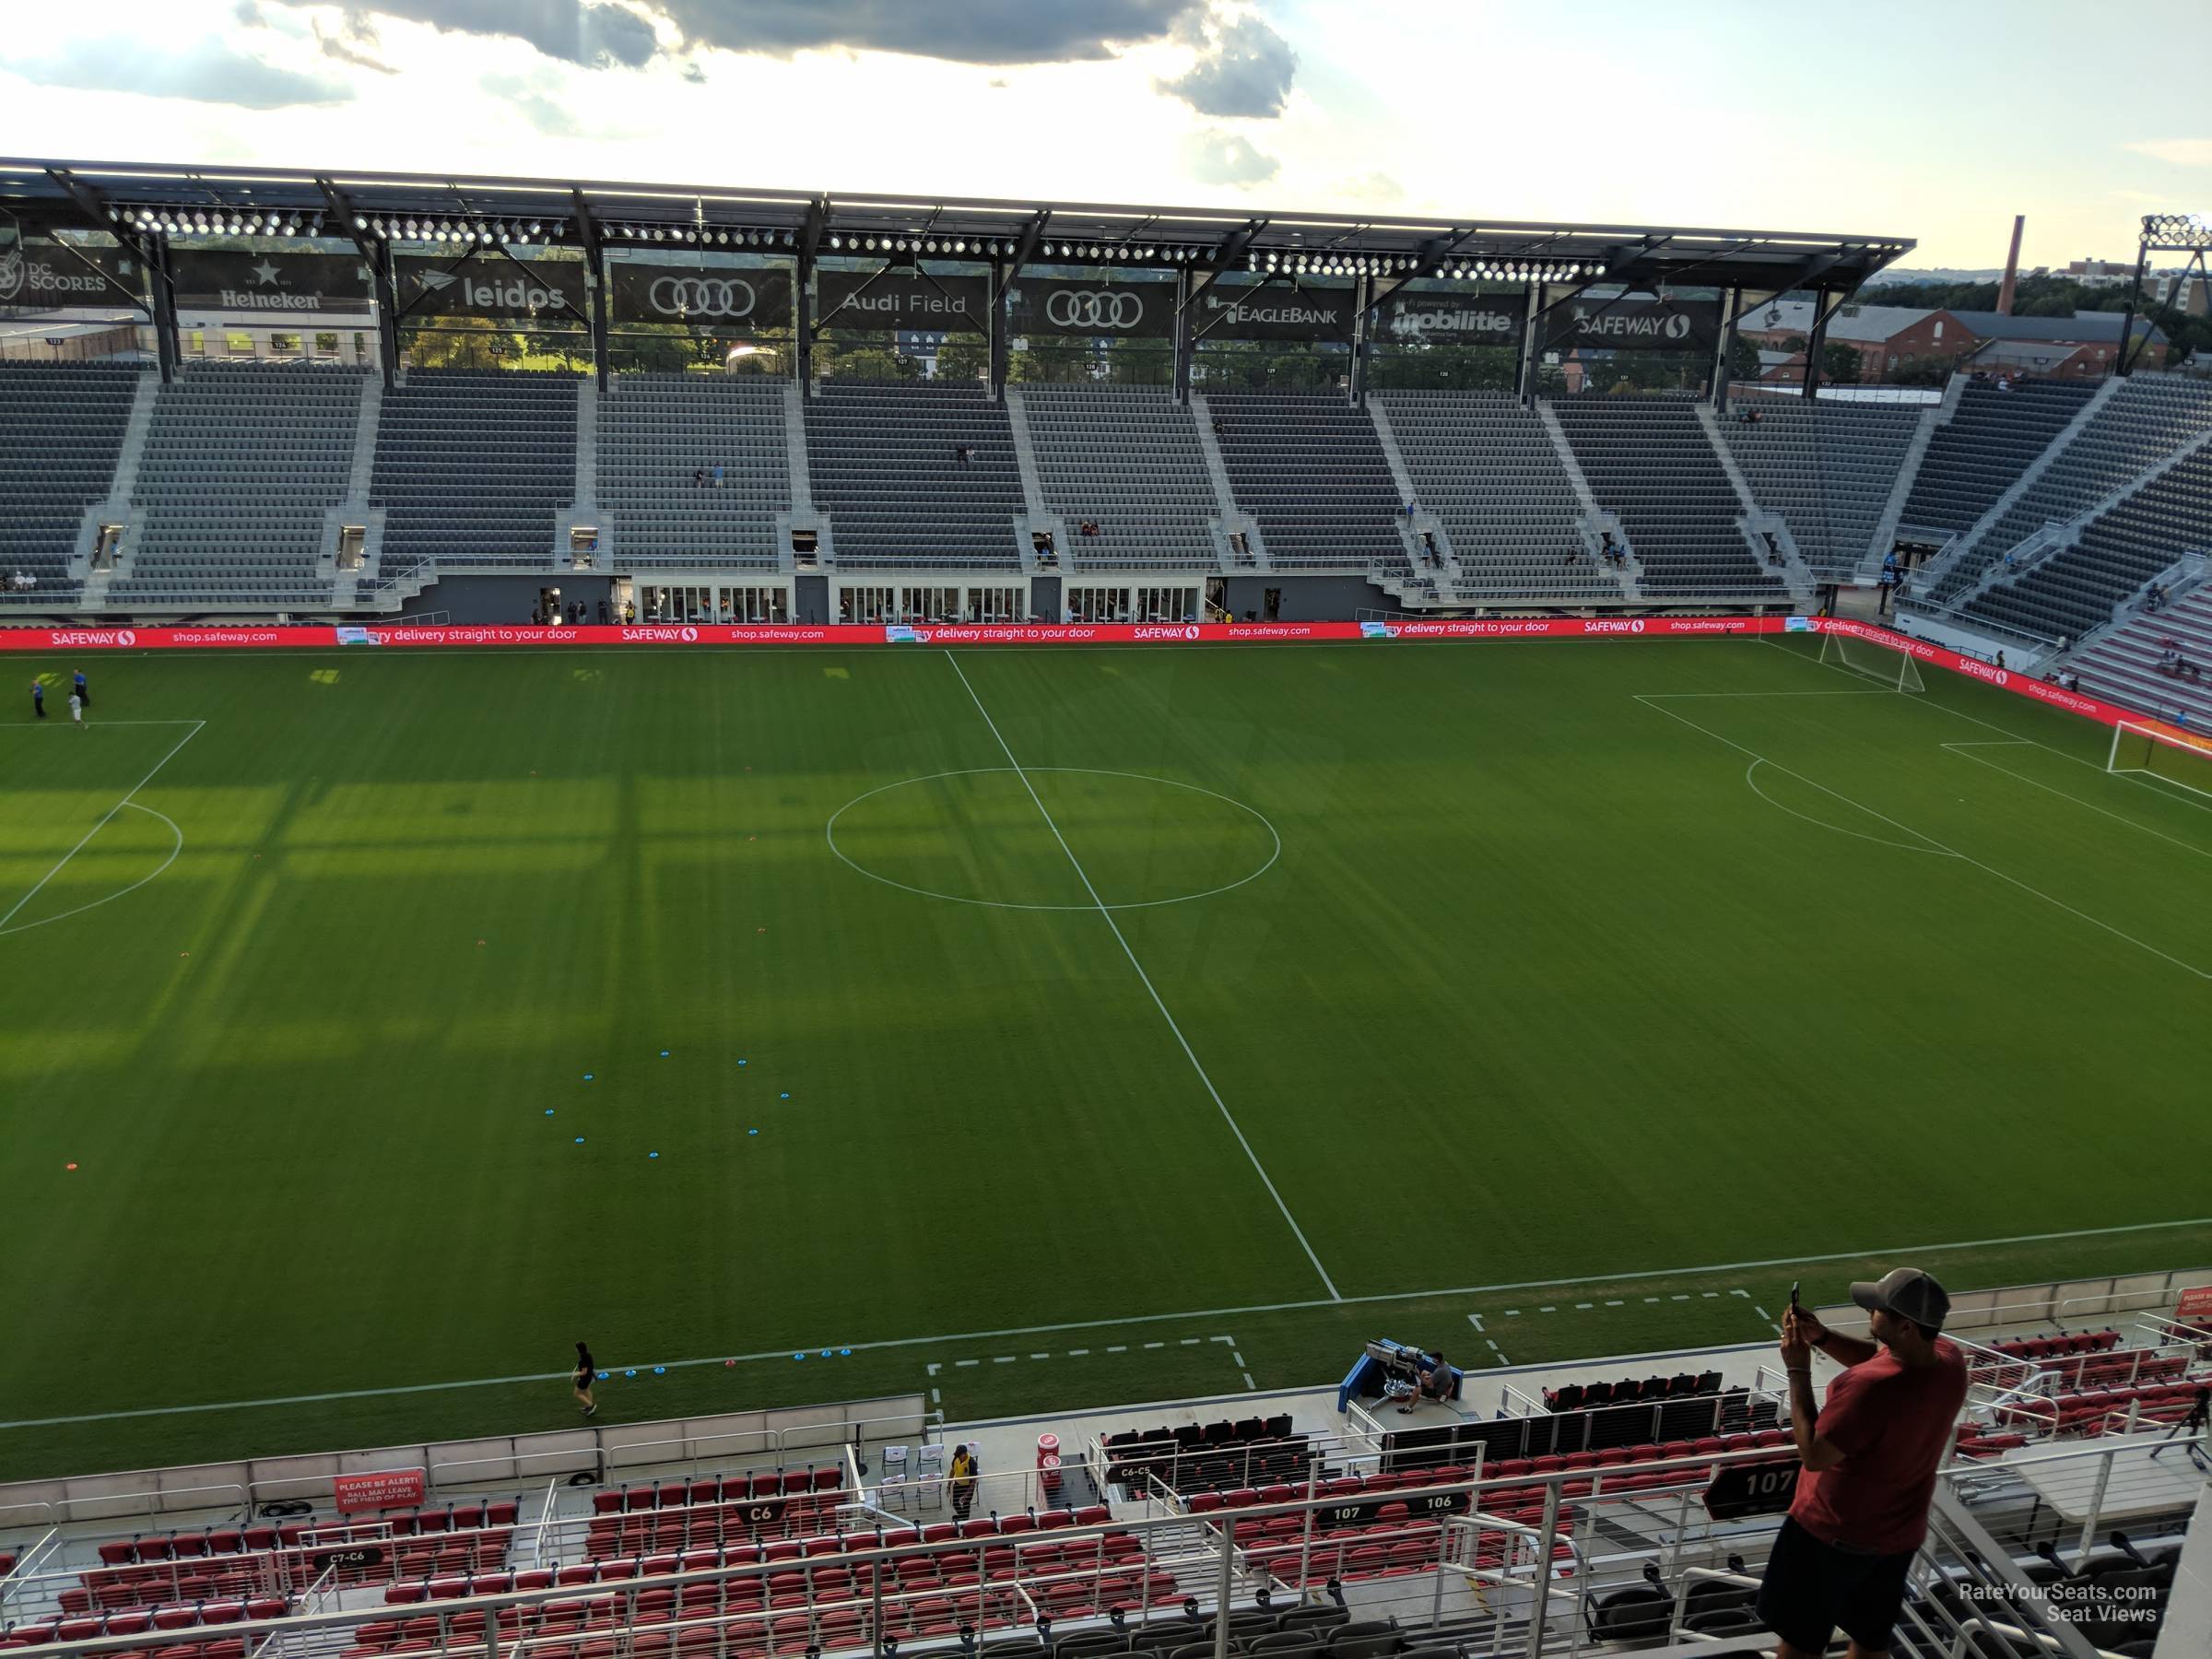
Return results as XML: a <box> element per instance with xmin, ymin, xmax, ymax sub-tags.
<box><xmin>2</xmin><ymin>635</ymin><xmax>2206</xmax><ymax>1482</ymax></box>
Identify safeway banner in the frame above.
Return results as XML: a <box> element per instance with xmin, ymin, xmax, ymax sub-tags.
<box><xmin>397</xmin><ymin>253</ymin><xmax>588</xmax><ymax>321</ymax></box>
<box><xmin>609</xmin><ymin>262</ymin><xmax>793</xmax><ymax>331</ymax></box>
<box><xmin>170</xmin><ymin>252</ymin><xmax>371</xmax><ymax>314</ymax></box>
<box><xmin>1194</xmin><ymin>279</ymin><xmax>1355</xmax><ymax>342</ymax></box>
<box><xmin>1370</xmin><ymin>291</ymin><xmax>1525</xmax><ymax>347</ymax></box>
<box><xmin>817</xmin><ymin>270</ymin><xmax>990</xmax><ymax>333</ymax></box>
<box><xmin>333</xmin><ymin>1467</ymin><xmax>426</xmax><ymax>1514</ymax></box>
<box><xmin>1547</xmin><ymin>295</ymin><xmax>1721</xmax><ymax>354</ymax></box>
<box><xmin>1006</xmin><ymin>277</ymin><xmax>1174</xmax><ymax>340</ymax></box>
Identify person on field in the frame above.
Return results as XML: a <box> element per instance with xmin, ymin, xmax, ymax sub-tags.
<box><xmin>573</xmin><ymin>1342</ymin><xmax>598</xmax><ymax>1418</ymax></box>
<box><xmin>1756</xmin><ymin>1269</ymin><xmax>1969</xmax><ymax>1659</ymax></box>
<box><xmin>68</xmin><ymin>689</ymin><xmax>84</xmax><ymax>727</ymax></box>
<box><xmin>73</xmin><ymin>669</ymin><xmax>88</xmax><ymax>710</ymax></box>
<box><xmin>948</xmin><ymin>1443</ymin><xmax>979</xmax><ymax>1521</ymax></box>
<box><xmin>30</xmin><ymin>680</ymin><xmax>44</xmax><ymax>719</ymax></box>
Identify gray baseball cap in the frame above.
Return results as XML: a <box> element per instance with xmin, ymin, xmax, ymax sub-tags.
<box><xmin>1850</xmin><ymin>1267</ymin><xmax>1950</xmax><ymax>1331</ymax></box>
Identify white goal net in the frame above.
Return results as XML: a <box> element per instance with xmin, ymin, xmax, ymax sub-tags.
<box><xmin>2106</xmin><ymin>720</ymin><xmax>2212</xmax><ymax>800</ymax></box>
<box><xmin>1818</xmin><ymin>631</ymin><xmax>1924</xmax><ymax>691</ymax></box>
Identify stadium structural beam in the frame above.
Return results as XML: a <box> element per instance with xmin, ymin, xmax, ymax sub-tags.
<box><xmin>45</xmin><ymin>166</ymin><xmax>178</xmax><ymax>382</ymax></box>
<box><xmin>989</xmin><ymin>211</ymin><xmax>1048</xmax><ymax>396</ymax></box>
<box><xmin>1800</xmin><ymin>287</ymin><xmax>1849</xmax><ymax>398</ymax></box>
<box><xmin>2115</xmin><ymin>214</ymin><xmax>2210</xmax><ymax>375</ymax></box>
<box><xmin>1347</xmin><ymin>272</ymin><xmax>1374</xmax><ymax>406</ymax></box>
<box><xmin>571</xmin><ymin>190</ymin><xmax>610</xmax><ymax>389</ymax></box>
<box><xmin>1172</xmin><ymin>265</ymin><xmax>1195</xmax><ymax>402</ymax></box>
<box><xmin>318</xmin><ymin>179</ymin><xmax>399</xmax><ymax>386</ymax></box>
<box><xmin>795</xmin><ymin>198</ymin><xmax>828</xmax><ymax>391</ymax></box>
<box><xmin>1710</xmin><ymin>287</ymin><xmax>1744</xmax><ymax>411</ymax></box>
<box><xmin>1516</xmin><ymin>273</ymin><xmax>1606</xmax><ymax>401</ymax></box>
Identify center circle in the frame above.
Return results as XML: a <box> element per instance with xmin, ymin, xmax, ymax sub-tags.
<box><xmin>825</xmin><ymin>768</ymin><xmax>1280</xmax><ymax>911</ymax></box>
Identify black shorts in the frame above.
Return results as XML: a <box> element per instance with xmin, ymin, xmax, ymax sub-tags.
<box><xmin>1756</xmin><ymin>1515</ymin><xmax>1914</xmax><ymax>1653</ymax></box>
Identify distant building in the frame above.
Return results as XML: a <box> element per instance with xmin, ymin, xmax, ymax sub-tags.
<box><xmin>2064</xmin><ymin>258</ymin><xmax>2132</xmax><ymax>288</ymax></box>
<box><xmin>1736</xmin><ymin>300</ymin><xmax>2165</xmax><ymax>381</ymax></box>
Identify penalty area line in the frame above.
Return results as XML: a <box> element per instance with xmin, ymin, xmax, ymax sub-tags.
<box><xmin>6</xmin><ymin>1214</ymin><xmax>2208</xmax><ymax>1431</ymax></box>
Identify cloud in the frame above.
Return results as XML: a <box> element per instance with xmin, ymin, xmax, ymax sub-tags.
<box><xmin>1183</xmin><ymin>126</ymin><xmax>1278</xmax><ymax>187</ymax></box>
<box><xmin>482</xmin><ymin>71</ymin><xmax>589</xmax><ymax>135</ymax></box>
<box><xmin>1330</xmin><ymin>171</ymin><xmax>1404</xmax><ymax>206</ymax></box>
<box><xmin>2124</xmin><ymin>138</ymin><xmax>2212</xmax><ymax>167</ymax></box>
<box><xmin>652</xmin><ymin>0</ymin><xmax>1195</xmax><ymax>65</ymax></box>
<box><xmin>315</xmin><ymin>16</ymin><xmax>399</xmax><ymax>74</ymax></box>
<box><xmin>0</xmin><ymin>34</ymin><xmax>352</xmax><ymax>108</ymax></box>
<box><xmin>1158</xmin><ymin>9</ymin><xmax>1295</xmax><ymax>118</ymax></box>
<box><xmin>266</xmin><ymin>0</ymin><xmax>661</xmax><ymax>69</ymax></box>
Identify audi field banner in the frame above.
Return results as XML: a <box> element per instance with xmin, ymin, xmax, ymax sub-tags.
<box><xmin>1196</xmin><ymin>279</ymin><xmax>1354</xmax><ymax>342</ymax></box>
<box><xmin>1547</xmin><ymin>295</ymin><xmax>1721</xmax><ymax>353</ymax></box>
<box><xmin>1006</xmin><ymin>277</ymin><xmax>1172</xmax><ymax>339</ymax></box>
<box><xmin>609</xmin><ymin>262</ymin><xmax>793</xmax><ymax>330</ymax></box>
<box><xmin>170</xmin><ymin>251</ymin><xmax>371</xmax><ymax>313</ymax></box>
<box><xmin>0</xmin><ymin>224</ymin><xmax>144</xmax><ymax>312</ymax></box>
<box><xmin>397</xmin><ymin>253</ymin><xmax>587</xmax><ymax>321</ymax></box>
<box><xmin>817</xmin><ymin>269</ymin><xmax>989</xmax><ymax>332</ymax></box>
<box><xmin>1370</xmin><ymin>291</ymin><xmax>1525</xmax><ymax>347</ymax></box>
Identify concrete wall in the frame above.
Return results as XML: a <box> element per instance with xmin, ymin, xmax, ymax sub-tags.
<box><xmin>794</xmin><ymin>574</ymin><xmax>830</xmax><ymax>625</ymax></box>
<box><xmin>1223</xmin><ymin>575</ymin><xmax>1390</xmax><ymax>621</ymax></box>
<box><xmin>401</xmin><ymin>575</ymin><xmax>612</xmax><ymax>624</ymax></box>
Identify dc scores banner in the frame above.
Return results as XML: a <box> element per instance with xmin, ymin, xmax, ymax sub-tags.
<box><xmin>0</xmin><ymin>216</ymin><xmax>145</xmax><ymax>311</ymax></box>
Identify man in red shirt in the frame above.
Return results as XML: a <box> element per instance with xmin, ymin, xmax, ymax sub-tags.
<box><xmin>1756</xmin><ymin>1268</ymin><xmax>1970</xmax><ymax>1658</ymax></box>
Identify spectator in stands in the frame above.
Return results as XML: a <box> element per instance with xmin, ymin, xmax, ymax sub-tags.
<box><xmin>692</xmin><ymin>468</ymin><xmax>706</xmax><ymax>488</ymax></box>
<box><xmin>712</xmin><ymin>465</ymin><xmax>725</xmax><ymax>488</ymax></box>
<box><xmin>573</xmin><ymin>1342</ymin><xmax>598</xmax><ymax>1418</ymax></box>
<box><xmin>948</xmin><ymin>1443</ymin><xmax>979</xmax><ymax>1521</ymax></box>
<box><xmin>2147</xmin><ymin>582</ymin><xmax>2167</xmax><ymax>614</ymax></box>
<box><xmin>624</xmin><ymin>599</ymin><xmax>637</xmax><ymax>625</ymax></box>
<box><xmin>1397</xmin><ymin>1351</ymin><xmax>1457</xmax><ymax>1414</ymax></box>
<box><xmin>597</xmin><ymin>600</ymin><xmax>609</xmax><ymax>625</ymax></box>
<box><xmin>29</xmin><ymin>680</ymin><xmax>43</xmax><ymax>719</ymax></box>
<box><xmin>1756</xmin><ymin>1269</ymin><xmax>1968</xmax><ymax>1659</ymax></box>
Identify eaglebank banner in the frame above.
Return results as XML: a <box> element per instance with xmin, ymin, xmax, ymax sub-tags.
<box><xmin>1006</xmin><ymin>277</ymin><xmax>1173</xmax><ymax>340</ymax></box>
<box><xmin>0</xmin><ymin>221</ymin><xmax>144</xmax><ymax>311</ymax></box>
<box><xmin>1547</xmin><ymin>295</ymin><xmax>1722</xmax><ymax>354</ymax></box>
<box><xmin>817</xmin><ymin>270</ymin><xmax>990</xmax><ymax>333</ymax></box>
<box><xmin>398</xmin><ymin>253</ymin><xmax>587</xmax><ymax>321</ymax></box>
<box><xmin>170</xmin><ymin>251</ymin><xmax>371</xmax><ymax>314</ymax></box>
<box><xmin>1370</xmin><ymin>291</ymin><xmax>1525</xmax><ymax>347</ymax></box>
<box><xmin>608</xmin><ymin>262</ymin><xmax>793</xmax><ymax>331</ymax></box>
<box><xmin>1196</xmin><ymin>279</ymin><xmax>1355</xmax><ymax>342</ymax></box>
<box><xmin>0</xmin><ymin>613</ymin><xmax>2175</xmax><ymax>736</ymax></box>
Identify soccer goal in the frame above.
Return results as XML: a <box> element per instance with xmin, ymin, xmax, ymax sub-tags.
<box><xmin>2107</xmin><ymin>720</ymin><xmax>2212</xmax><ymax>799</ymax></box>
<box><xmin>1818</xmin><ymin>631</ymin><xmax>1924</xmax><ymax>691</ymax></box>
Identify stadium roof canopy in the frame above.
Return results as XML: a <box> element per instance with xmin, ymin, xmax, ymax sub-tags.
<box><xmin>0</xmin><ymin>158</ymin><xmax>1914</xmax><ymax>292</ymax></box>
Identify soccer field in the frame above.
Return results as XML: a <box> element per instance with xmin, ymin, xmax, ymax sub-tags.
<box><xmin>3</xmin><ymin>634</ymin><xmax>2207</xmax><ymax>1482</ymax></box>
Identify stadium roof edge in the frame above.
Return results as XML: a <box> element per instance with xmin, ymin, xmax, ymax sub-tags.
<box><xmin>0</xmin><ymin>157</ymin><xmax>1914</xmax><ymax>291</ymax></box>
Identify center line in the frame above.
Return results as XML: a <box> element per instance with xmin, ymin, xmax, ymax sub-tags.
<box><xmin>0</xmin><ymin>719</ymin><xmax>203</xmax><ymax>931</ymax></box>
<box><xmin>944</xmin><ymin>650</ymin><xmax>1340</xmax><ymax>1300</ymax></box>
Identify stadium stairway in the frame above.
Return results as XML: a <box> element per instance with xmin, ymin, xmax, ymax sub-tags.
<box><xmin>1204</xmin><ymin>395</ymin><xmax>1406</xmax><ymax>573</ymax></box>
<box><xmin>0</xmin><ymin>361</ymin><xmax>147</xmax><ymax>611</ymax></box>
<box><xmin>1013</xmin><ymin>387</ymin><xmax>1221</xmax><ymax>572</ymax></box>
<box><xmin>594</xmin><ymin>375</ymin><xmax>790</xmax><ymax>569</ymax></box>
<box><xmin>804</xmin><ymin>382</ymin><xmax>1026</xmax><ymax>570</ymax></box>
<box><xmin>370</xmin><ymin>371</ymin><xmax>580</xmax><ymax>582</ymax></box>
<box><xmin>1716</xmin><ymin>396</ymin><xmax>1924</xmax><ymax>582</ymax></box>
<box><xmin>2065</xmin><ymin>582</ymin><xmax>2212</xmax><ymax>727</ymax></box>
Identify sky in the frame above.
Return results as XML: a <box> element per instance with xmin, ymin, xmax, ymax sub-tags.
<box><xmin>0</xmin><ymin>0</ymin><xmax>2206</xmax><ymax>273</ymax></box>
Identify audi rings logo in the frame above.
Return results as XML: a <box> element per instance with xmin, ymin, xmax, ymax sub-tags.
<box><xmin>1044</xmin><ymin>288</ymin><xmax>1147</xmax><ymax>331</ymax></box>
<box><xmin>678</xmin><ymin>626</ymin><xmax>700</xmax><ymax>642</ymax></box>
<box><xmin>649</xmin><ymin>276</ymin><xmax>757</xmax><ymax>320</ymax></box>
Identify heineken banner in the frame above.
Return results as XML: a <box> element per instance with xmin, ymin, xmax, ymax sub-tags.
<box><xmin>1547</xmin><ymin>295</ymin><xmax>1721</xmax><ymax>354</ymax></box>
<box><xmin>1006</xmin><ymin>277</ymin><xmax>1173</xmax><ymax>339</ymax></box>
<box><xmin>0</xmin><ymin>229</ymin><xmax>145</xmax><ymax>311</ymax></box>
<box><xmin>1194</xmin><ymin>280</ymin><xmax>1354</xmax><ymax>342</ymax></box>
<box><xmin>609</xmin><ymin>263</ymin><xmax>793</xmax><ymax>330</ymax></box>
<box><xmin>817</xmin><ymin>269</ymin><xmax>989</xmax><ymax>333</ymax></box>
<box><xmin>397</xmin><ymin>253</ymin><xmax>587</xmax><ymax>322</ymax></box>
<box><xmin>1370</xmin><ymin>291</ymin><xmax>1525</xmax><ymax>347</ymax></box>
<box><xmin>170</xmin><ymin>252</ymin><xmax>370</xmax><ymax>313</ymax></box>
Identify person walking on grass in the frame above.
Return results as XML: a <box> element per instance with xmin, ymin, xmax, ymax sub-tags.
<box><xmin>68</xmin><ymin>688</ymin><xmax>84</xmax><ymax>728</ymax></box>
<box><xmin>573</xmin><ymin>1341</ymin><xmax>599</xmax><ymax>1418</ymax></box>
<box><xmin>1756</xmin><ymin>1269</ymin><xmax>1968</xmax><ymax>1659</ymax></box>
<box><xmin>73</xmin><ymin>669</ymin><xmax>88</xmax><ymax>711</ymax></box>
<box><xmin>30</xmin><ymin>679</ymin><xmax>43</xmax><ymax>719</ymax></box>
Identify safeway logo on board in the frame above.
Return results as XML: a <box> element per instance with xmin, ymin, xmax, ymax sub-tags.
<box><xmin>115</xmin><ymin>629</ymin><xmax>137</xmax><ymax>646</ymax></box>
<box><xmin>1956</xmin><ymin>658</ymin><xmax>2010</xmax><ymax>687</ymax></box>
<box><xmin>1582</xmin><ymin>618</ymin><xmax>1645</xmax><ymax>634</ymax></box>
<box><xmin>1131</xmin><ymin>624</ymin><xmax>1202</xmax><ymax>641</ymax></box>
<box><xmin>49</xmin><ymin>630</ymin><xmax>132</xmax><ymax>646</ymax></box>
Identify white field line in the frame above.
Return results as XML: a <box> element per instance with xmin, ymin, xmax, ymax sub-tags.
<box><xmin>942</xmin><ymin>648</ymin><xmax>1341</xmax><ymax>1303</ymax></box>
<box><xmin>1939</xmin><ymin>743</ymin><xmax>2212</xmax><ymax>859</ymax></box>
<box><xmin>1636</xmin><ymin>695</ymin><xmax>2212</xmax><ymax>982</ymax></box>
<box><xmin>0</xmin><ymin>804</ymin><xmax>183</xmax><ymax>938</ymax></box>
<box><xmin>6</xmin><ymin>1213</ymin><xmax>2207</xmax><ymax>1431</ymax></box>
<box><xmin>0</xmin><ymin>720</ymin><xmax>203</xmax><ymax>932</ymax></box>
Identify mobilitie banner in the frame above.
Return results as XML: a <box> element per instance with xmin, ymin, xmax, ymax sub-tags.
<box><xmin>0</xmin><ymin>229</ymin><xmax>144</xmax><ymax>311</ymax></box>
<box><xmin>397</xmin><ymin>253</ymin><xmax>588</xmax><ymax>322</ymax></box>
<box><xmin>1547</xmin><ymin>295</ymin><xmax>1721</xmax><ymax>354</ymax></box>
<box><xmin>170</xmin><ymin>252</ymin><xmax>371</xmax><ymax>314</ymax></box>
<box><xmin>816</xmin><ymin>270</ymin><xmax>990</xmax><ymax>333</ymax></box>
<box><xmin>608</xmin><ymin>263</ymin><xmax>794</xmax><ymax>331</ymax></box>
<box><xmin>1006</xmin><ymin>277</ymin><xmax>1173</xmax><ymax>340</ymax></box>
<box><xmin>1369</xmin><ymin>291</ymin><xmax>1525</xmax><ymax>347</ymax></box>
<box><xmin>1194</xmin><ymin>280</ymin><xmax>1355</xmax><ymax>343</ymax></box>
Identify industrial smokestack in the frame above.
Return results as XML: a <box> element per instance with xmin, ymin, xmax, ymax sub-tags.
<box><xmin>1997</xmin><ymin>215</ymin><xmax>2026</xmax><ymax>316</ymax></box>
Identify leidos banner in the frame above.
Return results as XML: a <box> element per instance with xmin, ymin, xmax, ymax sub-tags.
<box><xmin>0</xmin><ymin>223</ymin><xmax>144</xmax><ymax>310</ymax></box>
<box><xmin>398</xmin><ymin>253</ymin><xmax>587</xmax><ymax>321</ymax></box>
<box><xmin>609</xmin><ymin>263</ymin><xmax>793</xmax><ymax>331</ymax></box>
<box><xmin>1370</xmin><ymin>291</ymin><xmax>1525</xmax><ymax>346</ymax></box>
<box><xmin>817</xmin><ymin>270</ymin><xmax>990</xmax><ymax>333</ymax></box>
<box><xmin>1007</xmin><ymin>278</ymin><xmax>1173</xmax><ymax>340</ymax></box>
<box><xmin>1547</xmin><ymin>296</ymin><xmax>1721</xmax><ymax>354</ymax></box>
<box><xmin>170</xmin><ymin>252</ymin><xmax>371</xmax><ymax>313</ymax></box>
<box><xmin>1196</xmin><ymin>280</ymin><xmax>1354</xmax><ymax>342</ymax></box>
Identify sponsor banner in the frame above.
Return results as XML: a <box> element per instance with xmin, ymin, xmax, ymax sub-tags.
<box><xmin>1362</xmin><ymin>617</ymin><xmax>1773</xmax><ymax>641</ymax></box>
<box><xmin>1547</xmin><ymin>296</ymin><xmax>1721</xmax><ymax>354</ymax></box>
<box><xmin>1370</xmin><ymin>291</ymin><xmax>1525</xmax><ymax>347</ymax></box>
<box><xmin>398</xmin><ymin>253</ymin><xmax>587</xmax><ymax>322</ymax></box>
<box><xmin>1804</xmin><ymin>617</ymin><xmax>2154</xmax><ymax>730</ymax></box>
<box><xmin>333</xmin><ymin>1468</ymin><xmax>426</xmax><ymax>1514</ymax></box>
<box><xmin>170</xmin><ymin>252</ymin><xmax>370</xmax><ymax>313</ymax></box>
<box><xmin>0</xmin><ymin>221</ymin><xmax>144</xmax><ymax>311</ymax></box>
<box><xmin>817</xmin><ymin>270</ymin><xmax>990</xmax><ymax>333</ymax></box>
<box><xmin>609</xmin><ymin>263</ymin><xmax>794</xmax><ymax>331</ymax></box>
<box><xmin>1006</xmin><ymin>277</ymin><xmax>1173</xmax><ymax>340</ymax></box>
<box><xmin>2176</xmin><ymin>1285</ymin><xmax>2212</xmax><ymax>1322</ymax></box>
<box><xmin>1196</xmin><ymin>280</ymin><xmax>1355</xmax><ymax>342</ymax></box>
